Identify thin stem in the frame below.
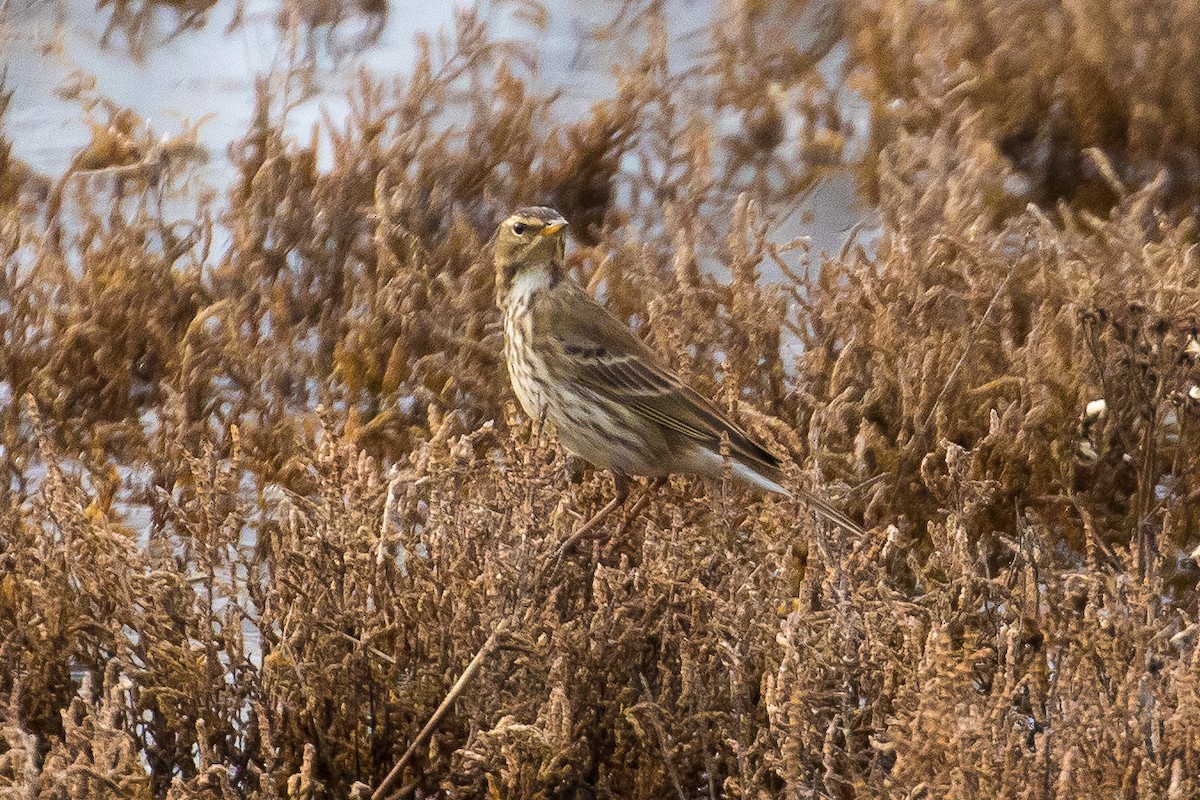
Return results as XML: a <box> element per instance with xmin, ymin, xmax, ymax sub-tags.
<box><xmin>372</xmin><ymin>619</ymin><xmax>508</xmax><ymax>800</ymax></box>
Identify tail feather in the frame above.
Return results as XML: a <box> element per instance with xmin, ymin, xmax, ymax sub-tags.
<box><xmin>728</xmin><ymin>459</ymin><xmax>864</xmax><ymax>537</ymax></box>
<box><xmin>730</xmin><ymin>459</ymin><xmax>790</xmax><ymax>495</ymax></box>
<box><xmin>794</xmin><ymin>487</ymin><xmax>865</xmax><ymax>537</ymax></box>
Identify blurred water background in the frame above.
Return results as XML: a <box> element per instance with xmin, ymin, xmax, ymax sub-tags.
<box><xmin>3</xmin><ymin>0</ymin><xmax>876</xmax><ymax>256</ymax></box>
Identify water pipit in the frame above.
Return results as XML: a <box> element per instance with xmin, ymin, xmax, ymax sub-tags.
<box><xmin>494</xmin><ymin>206</ymin><xmax>862</xmax><ymax>543</ymax></box>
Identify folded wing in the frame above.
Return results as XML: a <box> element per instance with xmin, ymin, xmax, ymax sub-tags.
<box><xmin>531</xmin><ymin>282</ymin><xmax>785</xmax><ymax>480</ymax></box>
<box><xmin>530</xmin><ymin>282</ymin><xmax>865</xmax><ymax>536</ymax></box>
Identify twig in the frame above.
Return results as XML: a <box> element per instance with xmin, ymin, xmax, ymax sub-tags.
<box><xmin>372</xmin><ymin>619</ymin><xmax>509</xmax><ymax>800</ymax></box>
<box><xmin>639</xmin><ymin>674</ymin><xmax>687</xmax><ymax>800</ymax></box>
<box><xmin>314</xmin><ymin>620</ymin><xmax>396</xmax><ymax>665</ymax></box>
<box><xmin>919</xmin><ymin>251</ymin><xmax>1019</xmax><ymax>441</ymax></box>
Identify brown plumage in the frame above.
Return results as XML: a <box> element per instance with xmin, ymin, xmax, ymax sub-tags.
<box><xmin>495</xmin><ymin>206</ymin><xmax>862</xmax><ymax>535</ymax></box>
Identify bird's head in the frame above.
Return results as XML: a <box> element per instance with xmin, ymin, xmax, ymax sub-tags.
<box><xmin>494</xmin><ymin>206</ymin><xmax>569</xmax><ymax>300</ymax></box>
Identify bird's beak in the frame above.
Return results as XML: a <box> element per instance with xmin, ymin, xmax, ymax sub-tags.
<box><xmin>541</xmin><ymin>220</ymin><xmax>567</xmax><ymax>237</ymax></box>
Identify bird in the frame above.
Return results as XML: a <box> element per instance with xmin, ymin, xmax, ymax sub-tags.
<box><xmin>494</xmin><ymin>205</ymin><xmax>863</xmax><ymax>541</ymax></box>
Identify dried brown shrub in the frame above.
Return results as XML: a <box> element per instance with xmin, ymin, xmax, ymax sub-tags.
<box><xmin>2</xmin><ymin>1</ymin><xmax>1200</xmax><ymax>799</ymax></box>
<box><xmin>850</xmin><ymin>0</ymin><xmax>1200</xmax><ymax>214</ymax></box>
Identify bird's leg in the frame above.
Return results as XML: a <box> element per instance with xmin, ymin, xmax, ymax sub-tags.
<box><xmin>557</xmin><ymin>471</ymin><xmax>630</xmax><ymax>558</ymax></box>
<box><xmin>613</xmin><ymin>476</ymin><xmax>666</xmax><ymax>540</ymax></box>
<box><xmin>531</xmin><ymin>408</ymin><xmax>545</xmax><ymax>454</ymax></box>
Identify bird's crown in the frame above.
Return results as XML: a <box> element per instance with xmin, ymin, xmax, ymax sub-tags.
<box><xmin>509</xmin><ymin>206</ymin><xmax>567</xmax><ymax>226</ymax></box>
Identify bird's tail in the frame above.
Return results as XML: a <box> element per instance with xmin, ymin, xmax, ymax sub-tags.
<box><xmin>795</xmin><ymin>487</ymin><xmax>865</xmax><ymax>537</ymax></box>
<box><xmin>730</xmin><ymin>460</ymin><xmax>864</xmax><ymax>536</ymax></box>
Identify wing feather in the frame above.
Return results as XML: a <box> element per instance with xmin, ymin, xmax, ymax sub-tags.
<box><xmin>531</xmin><ymin>282</ymin><xmax>783</xmax><ymax>473</ymax></box>
<box><xmin>530</xmin><ymin>281</ymin><xmax>865</xmax><ymax>535</ymax></box>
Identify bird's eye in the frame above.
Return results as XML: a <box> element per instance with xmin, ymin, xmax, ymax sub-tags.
<box><xmin>512</xmin><ymin>222</ymin><xmax>528</xmax><ymax>235</ymax></box>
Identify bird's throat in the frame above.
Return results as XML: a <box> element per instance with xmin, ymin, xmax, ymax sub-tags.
<box><xmin>505</xmin><ymin>263</ymin><xmax>558</xmax><ymax>308</ymax></box>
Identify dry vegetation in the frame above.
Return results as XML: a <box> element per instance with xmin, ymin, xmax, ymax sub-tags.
<box><xmin>3</xmin><ymin>0</ymin><xmax>1200</xmax><ymax>797</ymax></box>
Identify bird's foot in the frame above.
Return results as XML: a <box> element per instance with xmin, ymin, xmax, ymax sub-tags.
<box><xmin>555</xmin><ymin>472</ymin><xmax>632</xmax><ymax>560</ymax></box>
